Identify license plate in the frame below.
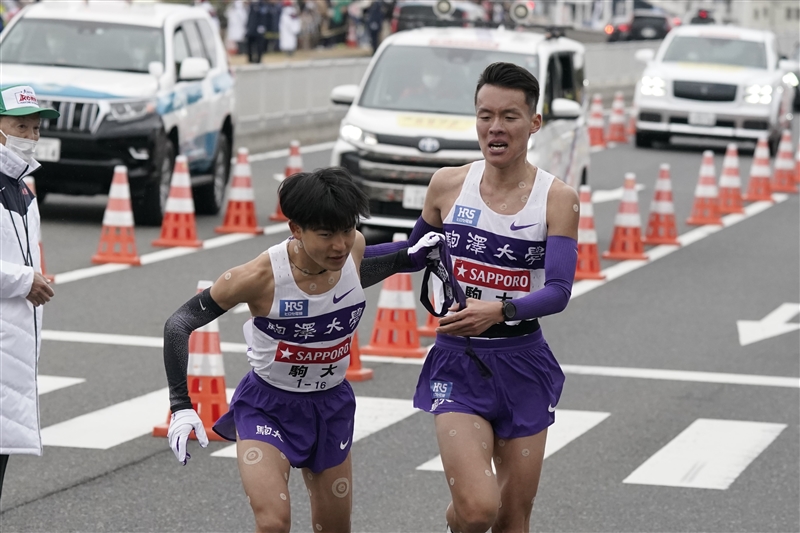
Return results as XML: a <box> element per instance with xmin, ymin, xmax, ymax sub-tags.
<box><xmin>641</xmin><ymin>27</ymin><xmax>656</xmax><ymax>38</ymax></box>
<box><xmin>402</xmin><ymin>185</ymin><xmax>428</xmax><ymax>210</ymax></box>
<box><xmin>36</xmin><ymin>137</ymin><xmax>61</xmax><ymax>162</ymax></box>
<box><xmin>688</xmin><ymin>112</ymin><xmax>716</xmax><ymax>126</ymax></box>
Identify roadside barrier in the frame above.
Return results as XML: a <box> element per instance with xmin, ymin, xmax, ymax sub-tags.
<box><xmin>588</xmin><ymin>94</ymin><xmax>606</xmax><ymax>149</ymax></box>
<box><xmin>575</xmin><ymin>184</ymin><xmax>605</xmax><ymax>279</ymax></box>
<box><xmin>23</xmin><ymin>176</ymin><xmax>53</xmax><ymax>282</ymax></box>
<box><xmin>718</xmin><ymin>144</ymin><xmax>744</xmax><ymax>215</ymax></box>
<box><xmin>643</xmin><ymin>164</ymin><xmax>680</xmax><ymax>246</ymax></box>
<box><xmin>153</xmin><ymin>156</ymin><xmax>202</xmax><ymax>247</ymax></box>
<box><xmin>216</xmin><ymin>148</ymin><xmax>263</xmax><ymax>234</ymax></box>
<box><xmin>772</xmin><ymin>130</ymin><xmax>798</xmax><ymax>193</ymax></box>
<box><xmin>153</xmin><ymin>280</ymin><xmax>228</xmax><ymax>441</ymax></box>
<box><xmin>743</xmin><ymin>137</ymin><xmax>774</xmax><ymax>203</ymax></box>
<box><xmin>91</xmin><ymin>166</ymin><xmax>141</xmax><ymax>265</ymax></box>
<box><xmin>687</xmin><ymin>151</ymin><xmax>723</xmax><ymax>226</ymax></box>
<box><xmin>270</xmin><ymin>140</ymin><xmax>303</xmax><ymax>222</ymax></box>
<box><xmin>345</xmin><ymin>332</ymin><xmax>373</xmax><ymax>382</ymax></box>
<box><xmin>603</xmin><ymin>173</ymin><xmax>647</xmax><ymax>261</ymax></box>
<box><xmin>607</xmin><ymin>91</ymin><xmax>627</xmax><ymax>144</ymax></box>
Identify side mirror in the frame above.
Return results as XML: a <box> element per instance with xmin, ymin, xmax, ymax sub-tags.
<box><xmin>179</xmin><ymin>57</ymin><xmax>210</xmax><ymax>81</ymax></box>
<box><xmin>550</xmin><ymin>98</ymin><xmax>582</xmax><ymax>120</ymax></box>
<box><xmin>635</xmin><ymin>48</ymin><xmax>655</xmax><ymax>63</ymax></box>
<box><xmin>148</xmin><ymin>61</ymin><xmax>165</xmax><ymax>78</ymax></box>
<box><xmin>331</xmin><ymin>84</ymin><xmax>359</xmax><ymax>105</ymax></box>
<box><xmin>778</xmin><ymin>59</ymin><xmax>799</xmax><ymax>72</ymax></box>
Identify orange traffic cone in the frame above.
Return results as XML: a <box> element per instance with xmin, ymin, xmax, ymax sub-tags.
<box><xmin>743</xmin><ymin>137</ymin><xmax>774</xmax><ymax>203</ymax></box>
<box><xmin>575</xmin><ymin>184</ymin><xmax>605</xmax><ymax>279</ymax></box>
<box><xmin>718</xmin><ymin>144</ymin><xmax>744</xmax><ymax>214</ymax></box>
<box><xmin>23</xmin><ymin>177</ymin><xmax>54</xmax><ymax>282</ymax></box>
<box><xmin>603</xmin><ymin>173</ymin><xmax>647</xmax><ymax>261</ymax></box>
<box><xmin>216</xmin><ymin>148</ymin><xmax>263</xmax><ymax>234</ymax></box>
<box><xmin>588</xmin><ymin>94</ymin><xmax>606</xmax><ymax>149</ymax></box>
<box><xmin>686</xmin><ymin>151</ymin><xmax>723</xmax><ymax>226</ymax></box>
<box><xmin>643</xmin><ymin>164</ymin><xmax>680</xmax><ymax>246</ymax></box>
<box><xmin>153</xmin><ymin>156</ymin><xmax>202</xmax><ymax>247</ymax></box>
<box><xmin>795</xmin><ymin>141</ymin><xmax>800</xmax><ymax>184</ymax></box>
<box><xmin>419</xmin><ymin>310</ymin><xmax>438</xmax><ymax>338</ymax></box>
<box><xmin>345</xmin><ymin>332</ymin><xmax>373</xmax><ymax>382</ymax></box>
<box><xmin>92</xmin><ymin>166</ymin><xmax>141</xmax><ymax>265</ymax></box>
<box><xmin>346</xmin><ymin>21</ymin><xmax>357</xmax><ymax>48</ymax></box>
<box><xmin>361</xmin><ymin>272</ymin><xmax>426</xmax><ymax>358</ymax></box>
<box><xmin>270</xmin><ymin>140</ymin><xmax>303</xmax><ymax>222</ymax></box>
<box><xmin>154</xmin><ymin>280</ymin><xmax>228</xmax><ymax>441</ymax></box>
<box><xmin>607</xmin><ymin>92</ymin><xmax>627</xmax><ymax>144</ymax></box>
<box><xmin>627</xmin><ymin>106</ymin><xmax>637</xmax><ymax>138</ymax></box>
<box><xmin>772</xmin><ymin>130</ymin><xmax>798</xmax><ymax>193</ymax></box>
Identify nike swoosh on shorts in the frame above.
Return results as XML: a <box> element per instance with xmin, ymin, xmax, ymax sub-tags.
<box><xmin>340</xmin><ymin>438</ymin><xmax>350</xmax><ymax>449</ymax></box>
<box><xmin>333</xmin><ymin>288</ymin><xmax>355</xmax><ymax>304</ymax></box>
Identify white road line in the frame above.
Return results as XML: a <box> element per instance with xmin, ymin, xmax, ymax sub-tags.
<box><xmin>38</xmin><ymin>375</ymin><xmax>85</xmax><ymax>395</ymax></box>
<box><xmin>416</xmin><ymin>409</ymin><xmax>611</xmax><ymax>471</ymax></box>
<box><xmin>211</xmin><ymin>396</ymin><xmax>417</xmax><ymax>458</ymax></box>
<box><xmin>40</xmin><ymin>329</ymin><xmax>800</xmax><ymax>388</ymax></box>
<box><xmin>622</xmin><ymin>419</ymin><xmax>786</xmax><ymax>490</ymax></box>
<box><xmin>247</xmin><ymin>141</ymin><xmax>336</xmax><ymax>163</ymax></box>
<box><xmin>591</xmin><ymin>183</ymin><xmax>645</xmax><ymax>204</ymax></box>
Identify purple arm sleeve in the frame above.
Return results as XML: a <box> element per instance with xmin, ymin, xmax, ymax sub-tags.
<box><xmin>512</xmin><ymin>235</ymin><xmax>577</xmax><ymax>321</ymax></box>
<box><xmin>363</xmin><ymin>217</ymin><xmax>442</xmax><ymax>258</ymax></box>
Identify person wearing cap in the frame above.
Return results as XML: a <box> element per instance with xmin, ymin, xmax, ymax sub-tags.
<box><xmin>0</xmin><ymin>84</ymin><xmax>59</xmax><ymax>501</ymax></box>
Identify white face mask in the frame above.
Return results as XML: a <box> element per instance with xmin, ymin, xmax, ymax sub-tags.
<box><xmin>0</xmin><ymin>129</ymin><xmax>37</xmax><ymax>165</ymax></box>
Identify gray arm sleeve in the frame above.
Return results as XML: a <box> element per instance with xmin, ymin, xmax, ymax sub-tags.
<box><xmin>163</xmin><ymin>288</ymin><xmax>226</xmax><ymax>412</ymax></box>
<box><xmin>359</xmin><ymin>249</ymin><xmax>413</xmax><ymax>288</ymax></box>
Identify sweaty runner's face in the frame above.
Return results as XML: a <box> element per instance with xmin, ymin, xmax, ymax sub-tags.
<box><xmin>475</xmin><ymin>84</ymin><xmax>540</xmax><ymax>168</ymax></box>
<box><xmin>298</xmin><ymin>227</ymin><xmax>356</xmax><ymax>272</ymax></box>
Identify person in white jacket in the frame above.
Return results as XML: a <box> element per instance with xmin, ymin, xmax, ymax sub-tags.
<box><xmin>0</xmin><ymin>85</ymin><xmax>58</xmax><ymax>501</ymax></box>
<box><xmin>278</xmin><ymin>0</ymin><xmax>301</xmax><ymax>56</ymax></box>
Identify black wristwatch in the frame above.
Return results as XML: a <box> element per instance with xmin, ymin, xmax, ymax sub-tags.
<box><xmin>501</xmin><ymin>300</ymin><xmax>517</xmax><ymax>321</ymax></box>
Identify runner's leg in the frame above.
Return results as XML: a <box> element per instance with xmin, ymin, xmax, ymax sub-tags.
<box><xmin>237</xmin><ymin>438</ymin><xmax>292</xmax><ymax>533</ymax></box>
<box><xmin>301</xmin><ymin>452</ymin><xmax>353</xmax><ymax>533</ymax></box>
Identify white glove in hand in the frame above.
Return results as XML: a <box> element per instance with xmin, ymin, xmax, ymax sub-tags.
<box><xmin>408</xmin><ymin>231</ymin><xmax>444</xmax><ymax>269</ymax></box>
<box><xmin>167</xmin><ymin>409</ymin><xmax>209</xmax><ymax>465</ymax></box>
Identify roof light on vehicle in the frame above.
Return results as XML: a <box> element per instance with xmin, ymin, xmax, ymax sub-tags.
<box><xmin>745</xmin><ymin>84</ymin><xmax>772</xmax><ymax>104</ymax></box>
<box><xmin>640</xmin><ymin>76</ymin><xmax>665</xmax><ymax>97</ymax></box>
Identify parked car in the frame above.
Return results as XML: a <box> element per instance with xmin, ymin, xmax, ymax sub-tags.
<box><xmin>606</xmin><ymin>9</ymin><xmax>672</xmax><ymax>42</ymax></box>
<box><xmin>0</xmin><ymin>0</ymin><xmax>236</xmax><ymax>225</ymax></box>
<box><xmin>329</xmin><ymin>26</ymin><xmax>589</xmax><ymax>229</ymax></box>
<box><xmin>633</xmin><ymin>24</ymin><xmax>798</xmax><ymax>154</ymax></box>
<box><xmin>391</xmin><ymin>0</ymin><xmax>488</xmax><ymax>34</ymax></box>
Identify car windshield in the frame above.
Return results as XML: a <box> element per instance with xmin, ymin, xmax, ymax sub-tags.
<box><xmin>662</xmin><ymin>35</ymin><xmax>767</xmax><ymax>69</ymax></box>
<box><xmin>359</xmin><ymin>45</ymin><xmax>539</xmax><ymax>115</ymax></box>
<box><xmin>0</xmin><ymin>19</ymin><xmax>164</xmax><ymax>73</ymax></box>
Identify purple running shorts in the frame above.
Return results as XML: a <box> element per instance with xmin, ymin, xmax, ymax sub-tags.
<box><xmin>413</xmin><ymin>329</ymin><xmax>565</xmax><ymax>439</ymax></box>
<box><xmin>214</xmin><ymin>370</ymin><xmax>355</xmax><ymax>473</ymax></box>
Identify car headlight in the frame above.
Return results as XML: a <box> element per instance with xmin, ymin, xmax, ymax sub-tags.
<box><xmin>782</xmin><ymin>72</ymin><xmax>799</xmax><ymax>87</ymax></box>
<box><xmin>640</xmin><ymin>76</ymin><xmax>666</xmax><ymax>97</ymax></box>
<box><xmin>340</xmin><ymin>123</ymin><xmax>377</xmax><ymax>145</ymax></box>
<box><xmin>108</xmin><ymin>99</ymin><xmax>157</xmax><ymax>122</ymax></box>
<box><xmin>745</xmin><ymin>84</ymin><xmax>772</xmax><ymax>104</ymax></box>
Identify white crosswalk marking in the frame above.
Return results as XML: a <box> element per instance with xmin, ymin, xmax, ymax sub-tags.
<box><xmin>38</xmin><ymin>375</ymin><xmax>85</xmax><ymax>395</ymax></box>
<box><xmin>416</xmin><ymin>409</ymin><xmax>610</xmax><ymax>471</ymax></box>
<box><xmin>623</xmin><ymin>419</ymin><xmax>787</xmax><ymax>490</ymax></box>
<box><xmin>211</xmin><ymin>396</ymin><xmax>417</xmax><ymax>458</ymax></box>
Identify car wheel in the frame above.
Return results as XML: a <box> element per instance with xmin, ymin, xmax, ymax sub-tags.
<box><xmin>194</xmin><ymin>132</ymin><xmax>231</xmax><ymax>215</ymax></box>
<box><xmin>133</xmin><ymin>138</ymin><xmax>174</xmax><ymax>226</ymax></box>
<box><xmin>635</xmin><ymin>132</ymin><xmax>653</xmax><ymax>148</ymax></box>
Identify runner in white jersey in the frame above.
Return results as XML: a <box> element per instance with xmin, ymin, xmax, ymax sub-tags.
<box><xmin>160</xmin><ymin>167</ymin><xmax>443</xmax><ymax>532</ymax></box>
<box><xmin>408</xmin><ymin>62</ymin><xmax>580</xmax><ymax>532</ymax></box>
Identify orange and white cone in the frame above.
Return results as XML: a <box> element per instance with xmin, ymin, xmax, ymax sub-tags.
<box><xmin>643</xmin><ymin>164</ymin><xmax>680</xmax><ymax>246</ymax></box>
<box><xmin>627</xmin><ymin>106</ymin><xmax>637</xmax><ymax>137</ymax></box>
<box><xmin>588</xmin><ymin>93</ymin><xmax>606</xmax><ymax>149</ymax></box>
<box><xmin>743</xmin><ymin>136</ymin><xmax>774</xmax><ymax>203</ymax></box>
<box><xmin>603</xmin><ymin>173</ymin><xmax>647</xmax><ymax>261</ymax></box>
<box><xmin>23</xmin><ymin>176</ymin><xmax>54</xmax><ymax>282</ymax></box>
<box><xmin>345</xmin><ymin>332</ymin><xmax>373</xmax><ymax>382</ymax></box>
<box><xmin>771</xmin><ymin>130</ymin><xmax>798</xmax><ymax>193</ymax></box>
<box><xmin>270</xmin><ymin>140</ymin><xmax>303</xmax><ymax>222</ymax></box>
<box><xmin>718</xmin><ymin>144</ymin><xmax>744</xmax><ymax>214</ymax></box>
<box><xmin>607</xmin><ymin>91</ymin><xmax>627</xmax><ymax>144</ymax></box>
<box><xmin>795</xmin><ymin>141</ymin><xmax>800</xmax><ymax>184</ymax></box>
<box><xmin>92</xmin><ymin>166</ymin><xmax>141</xmax><ymax>265</ymax></box>
<box><xmin>216</xmin><ymin>148</ymin><xmax>263</xmax><ymax>234</ymax></box>
<box><xmin>153</xmin><ymin>280</ymin><xmax>228</xmax><ymax>441</ymax></box>
<box><xmin>686</xmin><ymin>151</ymin><xmax>722</xmax><ymax>226</ymax></box>
<box><xmin>152</xmin><ymin>156</ymin><xmax>202</xmax><ymax>247</ymax></box>
<box><xmin>575</xmin><ymin>185</ymin><xmax>605</xmax><ymax>279</ymax></box>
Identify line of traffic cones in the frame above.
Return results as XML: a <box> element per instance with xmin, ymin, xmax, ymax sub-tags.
<box><xmin>607</xmin><ymin>92</ymin><xmax>627</xmax><ymax>144</ymax></box>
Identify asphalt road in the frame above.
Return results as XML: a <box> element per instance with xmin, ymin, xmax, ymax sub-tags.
<box><xmin>1</xmin><ymin>123</ymin><xmax>798</xmax><ymax>532</ymax></box>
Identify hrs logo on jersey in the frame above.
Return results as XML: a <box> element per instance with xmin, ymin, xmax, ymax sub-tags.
<box><xmin>279</xmin><ymin>299</ymin><xmax>309</xmax><ymax>317</ymax></box>
<box><xmin>453</xmin><ymin>258</ymin><xmax>530</xmax><ymax>291</ymax></box>
<box><xmin>453</xmin><ymin>205</ymin><xmax>480</xmax><ymax>227</ymax></box>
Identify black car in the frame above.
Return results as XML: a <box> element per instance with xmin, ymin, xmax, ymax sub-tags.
<box><xmin>606</xmin><ymin>9</ymin><xmax>672</xmax><ymax>42</ymax></box>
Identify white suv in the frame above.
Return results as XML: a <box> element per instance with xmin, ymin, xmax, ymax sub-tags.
<box><xmin>329</xmin><ymin>26</ymin><xmax>590</xmax><ymax>229</ymax></box>
<box><xmin>633</xmin><ymin>24</ymin><xmax>797</xmax><ymax>154</ymax></box>
<box><xmin>0</xmin><ymin>0</ymin><xmax>236</xmax><ymax>224</ymax></box>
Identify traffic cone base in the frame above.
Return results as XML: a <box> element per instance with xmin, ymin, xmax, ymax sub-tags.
<box><xmin>153</xmin><ymin>212</ymin><xmax>203</xmax><ymax>247</ymax></box>
<box><xmin>92</xmin><ymin>226</ymin><xmax>141</xmax><ymax>265</ymax></box>
<box><xmin>602</xmin><ymin>227</ymin><xmax>647</xmax><ymax>260</ymax></box>
<box><xmin>362</xmin><ymin>272</ymin><xmax>427</xmax><ymax>358</ymax></box>
<box><xmin>346</xmin><ymin>333</ymin><xmax>373</xmax><ymax>382</ymax></box>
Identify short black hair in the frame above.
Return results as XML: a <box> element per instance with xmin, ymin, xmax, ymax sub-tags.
<box><xmin>278</xmin><ymin>167</ymin><xmax>370</xmax><ymax>232</ymax></box>
<box><xmin>474</xmin><ymin>62</ymin><xmax>540</xmax><ymax>115</ymax></box>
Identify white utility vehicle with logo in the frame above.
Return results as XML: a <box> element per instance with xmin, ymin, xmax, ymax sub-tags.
<box><xmin>0</xmin><ymin>0</ymin><xmax>236</xmax><ymax>224</ymax></box>
<box><xmin>633</xmin><ymin>24</ymin><xmax>798</xmax><ymax>154</ymax></box>
<box><xmin>329</xmin><ymin>26</ymin><xmax>590</xmax><ymax>229</ymax></box>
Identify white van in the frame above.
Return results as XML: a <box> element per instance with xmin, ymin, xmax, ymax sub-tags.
<box><xmin>330</xmin><ymin>26</ymin><xmax>590</xmax><ymax>229</ymax></box>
